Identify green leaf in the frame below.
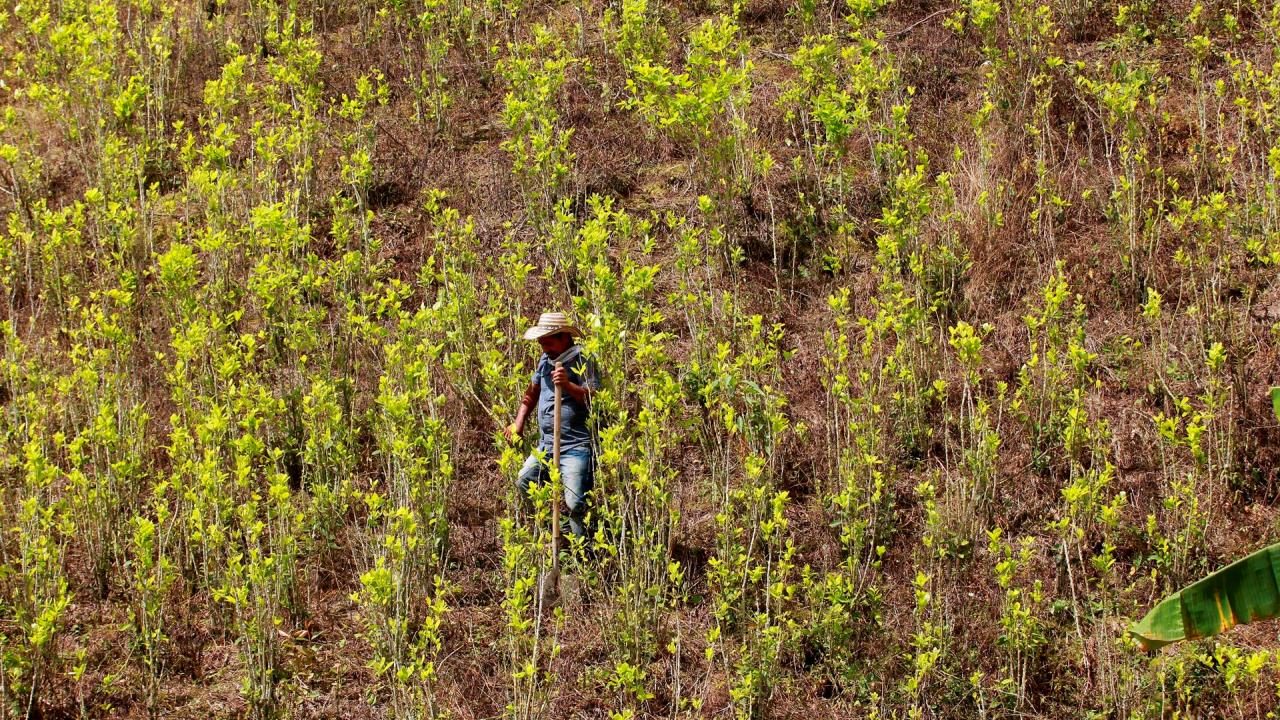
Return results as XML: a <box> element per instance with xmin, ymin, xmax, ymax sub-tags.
<box><xmin>1271</xmin><ymin>387</ymin><xmax>1280</xmax><ymax>424</ymax></box>
<box><xmin>1131</xmin><ymin>542</ymin><xmax>1280</xmax><ymax>651</ymax></box>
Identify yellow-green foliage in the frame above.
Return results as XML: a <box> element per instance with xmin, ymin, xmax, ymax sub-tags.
<box><xmin>2</xmin><ymin>0</ymin><xmax>1280</xmax><ymax>717</ymax></box>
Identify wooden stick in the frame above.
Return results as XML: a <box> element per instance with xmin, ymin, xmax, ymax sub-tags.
<box><xmin>552</xmin><ymin>361</ymin><xmax>563</xmax><ymax>574</ymax></box>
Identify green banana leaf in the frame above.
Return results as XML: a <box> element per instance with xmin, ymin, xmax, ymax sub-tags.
<box><xmin>1130</xmin><ymin>389</ymin><xmax>1280</xmax><ymax>650</ymax></box>
<box><xmin>1131</xmin><ymin>542</ymin><xmax>1280</xmax><ymax>651</ymax></box>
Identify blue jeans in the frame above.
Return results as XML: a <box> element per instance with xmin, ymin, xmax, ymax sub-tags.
<box><xmin>516</xmin><ymin>446</ymin><xmax>594</xmax><ymax>539</ymax></box>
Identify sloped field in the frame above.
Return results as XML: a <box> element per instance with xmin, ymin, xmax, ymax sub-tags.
<box><xmin>2</xmin><ymin>0</ymin><xmax>1280</xmax><ymax>716</ymax></box>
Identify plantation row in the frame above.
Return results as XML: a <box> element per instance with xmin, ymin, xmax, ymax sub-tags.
<box><xmin>1</xmin><ymin>0</ymin><xmax>1279</xmax><ymax>716</ymax></box>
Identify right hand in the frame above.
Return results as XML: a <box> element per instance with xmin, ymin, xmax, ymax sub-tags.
<box><xmin>551</xmin><ymin>364</ymin><xmax>569</xmax><ymax>388</ymax></box>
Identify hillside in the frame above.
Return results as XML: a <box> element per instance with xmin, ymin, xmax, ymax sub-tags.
<box><xmin>2</xmin><ymin>0</ymin><xmax>1280</xmax><ymax>716</ymax></box>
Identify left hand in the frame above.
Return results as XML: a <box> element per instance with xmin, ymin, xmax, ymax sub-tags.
<box><xmin>551</xmin><ymin>365</ymin><xmax>570</xmax><ymax>388</ymax></box>
<box><xmin>503</xmin><ymin>423</ymin><xmax>521</xmax><ymax>445</ymax></box>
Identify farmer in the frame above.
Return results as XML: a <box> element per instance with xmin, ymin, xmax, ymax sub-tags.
<box><xmin>504</xmin><ymin>312</ymin><xmax>601</xmax><ymax>539</ymax></box>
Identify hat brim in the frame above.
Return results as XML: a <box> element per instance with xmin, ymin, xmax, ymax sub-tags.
<box><xmin>523</xmin><ymin>325</ymin><xmax>582</xmax><ymax>341</ymax></box>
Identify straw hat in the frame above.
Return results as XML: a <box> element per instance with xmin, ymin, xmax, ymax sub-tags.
<box><xmin>522</xmin><ymin>312</ymin><xmax>582</xmax><ymax>340</ymax></box>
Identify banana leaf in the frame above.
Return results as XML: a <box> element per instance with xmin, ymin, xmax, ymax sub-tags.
<box><xmin>1131</xmin><ymin>543</ymin><xmax>1280</xmax><ymax>651</ymax></box>
<box><xmin>1132</xmin><ymin>390</ymin><xmax>1280</xmax><ymax>650</ymax></box>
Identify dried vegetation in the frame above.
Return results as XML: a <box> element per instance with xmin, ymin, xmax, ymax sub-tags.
<box><xmin>2</xmin><ymin>0</ymin><xmax>1280</xmax><ymax>715</ymax></box>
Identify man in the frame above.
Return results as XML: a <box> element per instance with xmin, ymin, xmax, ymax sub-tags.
<box><xmin>504</xmin><ymin>312</ymin><xmax>601</xmax><ymax>539</ymax></box>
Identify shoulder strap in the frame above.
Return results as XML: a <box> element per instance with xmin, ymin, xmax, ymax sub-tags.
<box><xmin>554</xmin><ymin>345</ymin><xmax>583</xmax><ymax>366</ymax></box>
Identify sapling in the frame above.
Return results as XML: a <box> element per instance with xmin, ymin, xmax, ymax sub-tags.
<box><xmin>214</xmin><ymin>465</ymin><xmax>303</xmax><ymax>720</ymax></box>
<box><xmin>1047</xmin><ymin>392</ymin><xmax>1124</xmax><ymax>643</ymax></box>
<box><xmin>780</xmin><ymin>31</ymin><xmax>904</xmax><ymax>216</ymax></box>
<box><xmin>301</xmin><ymin>377</ymin><xmax>354</xmax><ymax>542</ymax></box>
<box><xmin>1078</xmin><ymin>61</ymin><xmax>1163</xmax><ymax>292</ymax></box>
<box><xmin>1148</xmin><ymin>343</ymin><xmax>1234</xmax><ymax>587</ymax></box>
<box><xmin>500</xmin><ymin>27</ymin><xmax>577</xmax><ymax>232</ymax></box>
<box><xmin>1223</xmin><ymin>51</ymin><xmax>1280</xmax><ymax>265</ymax></box>
<box><xmin>379</xmin><ymin>0</ymin><xmax>452</xmax><ymax>131</ymax></box>
<box><xmin>60</xmin><ymin>298</ymin><xmax>150</xmax><ymax>599</ymax></box>
<box><xmin>706</xmin><ymin>456</ymin><xmax>797</xmax><ymax>720</ymax></box>
<box><xmin>1013</xmin><ymin>265</ymin><xmax>1095</xmax><ymax>474</ymax></box>
<box><xmin>423</xmin><ymin>190</ymin><xmax>529</xmax><ymax>423</ymax></box>
<box><xmin>1168</xmin><ymin>192</ymin><xmax>1237</xmax><ymax>351</ymax></box>
<box><xmin>901</xmin><ymin>571</ymin><xmax>943</xmax><ymax>715</ymax></box>
<box><xmin>126</xmin><ymin>507</ymin><xmax>175</xmax><ymax>720</ymax></box>
<box><xmin>941</xmin><ymin>320</ymin><xmax>999</xmax><ymax>552</ymax></box>
<box><xmin>987</xmin><ymin>528</ymin><xmax>1044</xmax><ymax>709</ymax></box>
<box><xmin>4</xmin><ymin>439</ymin><xmax>73</xmax><ymax>720</ymax></box>
<box><xmin>501</xmin><ymin>448</ymin><xmax>563</xmax><ymax>720</ymax></box>
<box><xmin>354</xmin><ymin>503</ymin><xmax>449</xmax><ymax>719</ymax></box>
<box><xmin>610</xmin><ymin>0</ymin><xmax>667</xmax><ymax>71</ymax></box>
<box><xmin>623</xmin><ymin>9</ymin><xmax>763</xmax><ymax>223</ymax></box>
<box><xmin>335</xmin><ymin>70</ymin><xmax>388</xmax><ymax>255</ymax></box>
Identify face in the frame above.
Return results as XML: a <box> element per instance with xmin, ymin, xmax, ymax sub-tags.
<box><xmin>537</xmin><ymin>332</ymin><xmax>572</xmax><ymax>357</ymax></box>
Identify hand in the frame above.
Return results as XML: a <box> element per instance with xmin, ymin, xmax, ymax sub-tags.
<box><xmin>551</xmin><ymin>365</ymin><xmax>571</xmax><ymax>389</ymax></box>
<box><xmin>503</xmin><ymin>423</ymin><xmax>521</xmax><ymax>444</ymax></box>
